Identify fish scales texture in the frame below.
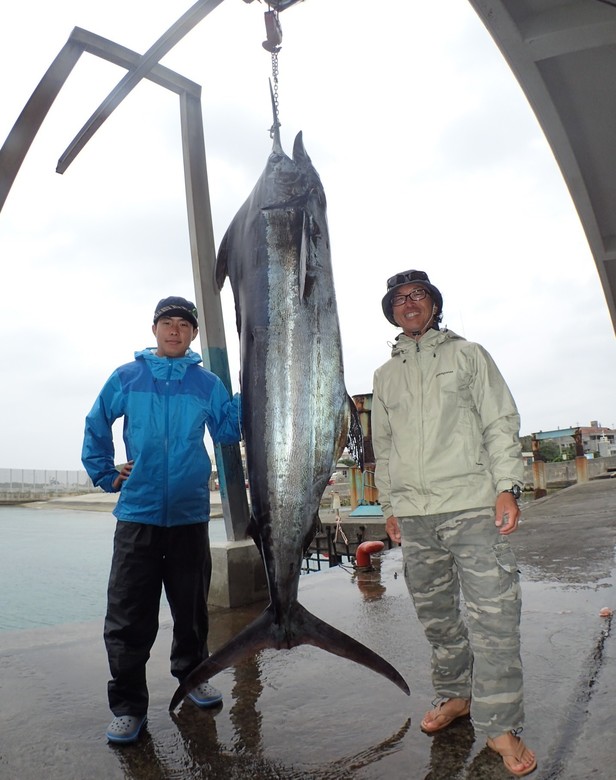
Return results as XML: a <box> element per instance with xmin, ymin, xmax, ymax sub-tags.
<box><xmin>262</xmin><ymin>212</ymin><xmax>345</xmax><ymax>550</ymax></box>
<box><xmin>169</xmin><ymin>131</ymin><xmax>409</xmax><ymax>711</ymax></box>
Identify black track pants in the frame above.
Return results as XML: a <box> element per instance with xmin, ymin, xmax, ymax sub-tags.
<box><xmin>104</xmin><ymin>521</ymin><xmax>211</xmax><ymax>716</ymax></box>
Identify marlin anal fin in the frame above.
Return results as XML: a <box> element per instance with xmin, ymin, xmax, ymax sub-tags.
<box><xmin>169</xmin><ymin>601</ymin><xmax>409</xmax><ymax>710</ymax></box>
<box><xmin>346</xmin><ymin>395</ymin><xmax>365</xmax><ymax>471</ymax></box>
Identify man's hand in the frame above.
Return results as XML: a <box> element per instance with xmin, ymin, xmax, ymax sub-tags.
<box><xmin>386</xmin><ymin>515</ymin><xmax>402</xmax><ymax>545</ymax></box>
<box><xmin>495</xmin><ymin>491</ymin><xmax>521</xmax><ymax>535</ymax></box>
<box><xmin>112</xmin><ymin>460</ymin><xmax>134</xmax><ymax>491</ymax></box>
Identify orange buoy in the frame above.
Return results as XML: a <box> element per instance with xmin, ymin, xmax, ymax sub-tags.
<box><xmin>355</xmin><ymin>540</ymin><xmax>385</xmax><ymax>568</ymax></box>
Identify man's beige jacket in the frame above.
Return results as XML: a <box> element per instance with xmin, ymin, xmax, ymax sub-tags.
<box><xmin>372</xmin><ymin>328</ymin><xmax>523</xmax><ymax>519</ymax></box>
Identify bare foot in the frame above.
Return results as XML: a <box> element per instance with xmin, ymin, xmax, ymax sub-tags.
<box><xmin>420</xmin><ymin>697</ymin><xmax>471</xmax><ymax>733</ymax></box>
<box><xmin>487</xmin><ymin>732</ymin><xmax>537</xmax><ymax>777</ymax></box>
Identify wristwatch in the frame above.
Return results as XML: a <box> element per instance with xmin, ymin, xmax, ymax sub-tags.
<box><xmin>502</xmin><ymin>485</ymin><xmax>521</xmax><ymax>500</ymax></box>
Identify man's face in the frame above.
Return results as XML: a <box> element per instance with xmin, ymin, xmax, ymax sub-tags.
<box><xmin>391</xmin><ymin>283</ymin><xmax>435</xmax><ymax>337</ymax></box>
<box><xmin>152</xmin><ymin>316</ymin><xmax>197</xmax><ymax>358</ymax></box>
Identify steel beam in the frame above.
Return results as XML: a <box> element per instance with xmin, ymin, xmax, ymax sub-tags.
<box><xmin>180</xmin><ymin>90</ymin><xmax>250</xmax><ymax>540</ymax></box>
<box><xmin>0</xmin><ymin>27</ymin><xmax>201</xmax><ymax>214</ymax></box>
<box><xmin>56</xmin><ymin>0</ymin><xmax>226</xmax><ymax>174</ymax></box>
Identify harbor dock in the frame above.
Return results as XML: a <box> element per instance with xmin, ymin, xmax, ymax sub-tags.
<box><xmin>1</xmin><ymin>479</ymin><xmax>615</xmax><ymax>779</ymax></box>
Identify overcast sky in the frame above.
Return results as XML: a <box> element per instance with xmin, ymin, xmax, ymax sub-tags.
<box><xmin>2</xmin><ymin>0</ymin><xmax>615</xmax><ymax>471</ymax></box>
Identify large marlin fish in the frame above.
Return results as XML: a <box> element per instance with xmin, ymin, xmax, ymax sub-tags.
<box><xmin>169</xmin><ymin>124</ymin><xmax>409</xmax><ymax>711</ymax></box>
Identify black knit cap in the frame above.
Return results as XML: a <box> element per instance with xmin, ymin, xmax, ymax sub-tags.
<box><xmin>381</xmin><ymin>270</ymin><xmax>443</xmax><ymax>327</ymax></box>
<box><xmin>153</xmin><ymin>296</ymin><xmax>199</xmax><ymax>329</ymax></box>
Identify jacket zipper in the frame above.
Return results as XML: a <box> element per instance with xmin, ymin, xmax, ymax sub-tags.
<box><xmin>162</xmin><ymin>360</ymin><xmax>172</xmax><ymax>525</ymax></box>
<box><xmin>414</xmin><ymin>341</ymin><xmax>427</xmax><ymax>509</ymax></box>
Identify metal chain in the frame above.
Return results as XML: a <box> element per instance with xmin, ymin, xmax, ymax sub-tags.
<box><xmin>271</xmin><ymin>49</ymin><xmax>280</xmax><ymax>131</ymax></box>
<box><xmin>263</xmin><ymin>4</ymin><xmax>282</xmax><ymax>135</ymax></box>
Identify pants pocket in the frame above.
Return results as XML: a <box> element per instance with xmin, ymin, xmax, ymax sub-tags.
<box><xmin>493</xmin><ymin>539</ymin><xmax>518</xmax><ymax>574</ymax></box>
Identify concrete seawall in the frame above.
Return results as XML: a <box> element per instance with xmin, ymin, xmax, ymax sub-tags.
<box><xmin>523</xmin><ymin>454</ymin><xmax>616</xmax><ymax>487</ymax></box>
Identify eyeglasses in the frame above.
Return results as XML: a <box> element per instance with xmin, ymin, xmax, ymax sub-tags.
<box><xmin>387</xmin><ymin>270</ymin><xmax>429</xmax><ymax>290</ymax></box>
<box><xmin>391</xmin><ymin>288</ymin><xmax>429</xmax><ymax>306</ymax></box>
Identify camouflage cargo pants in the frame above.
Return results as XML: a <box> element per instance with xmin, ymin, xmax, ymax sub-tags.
<box><xmin>400</xmin><ymin>507</ymin><xmax>523</xmax><ymax>736</ymax></box>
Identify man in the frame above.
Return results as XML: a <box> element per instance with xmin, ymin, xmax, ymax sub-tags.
<box><xmin>82</xmin><ymin>296</ymin><xmax>242</xmax><ymax>745</ymax></box>
<box><xmin>372</xmin><ymin>270</ymin><xmax>536</xmax><ymax>778</ymax></box>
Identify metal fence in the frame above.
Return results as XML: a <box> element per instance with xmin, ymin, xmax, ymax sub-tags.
<box><xmin>0</xmin><ymin>468</ymin><xmax>94</xmax><ymax>498</ymax></box>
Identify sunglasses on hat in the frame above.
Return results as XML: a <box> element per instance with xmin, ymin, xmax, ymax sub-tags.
<box><xmin>386</xmin><ymin>270</ymin><xmax>429</xmax><ymax>290</ymax></box>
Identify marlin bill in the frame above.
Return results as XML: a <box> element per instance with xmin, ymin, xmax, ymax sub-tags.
<box><xmin>169</xmin><ymin>126</ymin><xmax>409</xmax><ymax>711</ymax></box>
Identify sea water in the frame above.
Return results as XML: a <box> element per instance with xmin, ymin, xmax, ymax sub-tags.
<box><xmin>0</xmin><ymin>505</ymin><xmax>228</xmax><ymax>632</ymax></box>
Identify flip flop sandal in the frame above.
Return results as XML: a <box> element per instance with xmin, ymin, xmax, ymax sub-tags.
<box><xmin>420</xmin><ymin>698</ymin><xmax>471</xmax><ymax>734</ymax></box>
<box><xmin>106</xmin><ymin>714</ymin><xmax>147</xmax><ymax>744</ymax></box>
<box><xmin>487</xmin><ymin>733</ymin><xmax>537</xmax><ymax>777</ymax></box>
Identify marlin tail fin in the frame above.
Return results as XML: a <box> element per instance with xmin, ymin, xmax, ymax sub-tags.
<box><xmin>169</xmin><ymin>601</ymin><xmax>409</xmax><ymax>711</ymax></box>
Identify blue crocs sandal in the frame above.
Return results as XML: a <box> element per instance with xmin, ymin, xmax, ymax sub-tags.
<box><xmin>187</xmin><ymin>682</ymin><xmax>223</xmax><ymax>708</ymax></box>
<box><xmin>106</xmin><ymin>714</ymin><xmax>147</xmax><ymax>744</ymax></box>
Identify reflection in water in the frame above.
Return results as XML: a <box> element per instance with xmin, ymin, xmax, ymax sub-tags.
<box><xmin>326</xmin><ymin>718</ymin><xmax>411</xmax><ymax>777</ymax></box>
<box><xmin>113</xmin><ymin>652</ymin><xmax>412</xmax><ymax>779</ymax></box>
<box><xmin>170</xmin><ymin>704</ymin><xmax>411</xmax><ymax>779</ymax></box>
<box><xmin>352</xmin><ymin>564</ymin><xmax>387</xmax><ymax>602</ymax></box>
<box><xmin>172</xmin><ymin>673</ymin><xmax>411</xmax><ymax>779</ymax></box>
<box><xmin>423</xmin><ymin>718</ymin><xmax>475</xmax><ymax>780</ymax></box>
<box><xmin>114</xmin><ymin>727</ymin><xmax>171</xmax><ymax>780</ymax></box>
<box><xmin>463</xmin><ymin>743</ymin><xmax>506</xmax><ymax>779</ymax></box>
<box><xmin>228</xmin><ymin>654</ymin><xmax>264</xmax><ymax>754</ymax></box>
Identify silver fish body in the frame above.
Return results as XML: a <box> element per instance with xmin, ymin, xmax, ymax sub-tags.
<box><xmin>169</xmin><ymin>131</ymin><xmax>409</xmax><ymax>711</ymax></box>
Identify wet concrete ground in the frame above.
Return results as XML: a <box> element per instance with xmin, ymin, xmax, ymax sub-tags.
<box><xmin>1</xmin><ymin>479</ymin><xmax>615</xmax><ymax>779</ymax></box>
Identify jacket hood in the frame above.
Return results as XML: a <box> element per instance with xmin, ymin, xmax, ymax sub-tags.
<box><xmin>390</xmin><ymin>328</ymin><xmax>464</xmax><ymax>358</ymax></box>
<box><xmin>135</xmin><ymin>347</ymin><xmax>202</xmax><ymax>363</ymax></box>
<box><xmin>135</xmin><ymin>347</ymin><xmax>202</xmax><ymax>379</ymax></box>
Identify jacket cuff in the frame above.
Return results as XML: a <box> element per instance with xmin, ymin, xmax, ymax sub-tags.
<box><xmin>496</xmin><ymin>480</ymin><xmax>522</xmax><ymax>494</ymax></box>
<box><xmin>100</xmin><ymin>472</ymin><xmax>120</xmax><ymax>493</ymax></box>
<box><xmin>379</xmin><ymin>502</ymin><xmax>393</xmax><ymax>519</ymax></box>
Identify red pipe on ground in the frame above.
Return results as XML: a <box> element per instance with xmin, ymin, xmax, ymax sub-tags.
<box><xmin>355</xmin><ymin>540</ymin><xmax>384</xmax><ymax>568</ymax></box>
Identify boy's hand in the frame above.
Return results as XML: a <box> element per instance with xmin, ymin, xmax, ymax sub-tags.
<box><xmin>112</xmin><ymin>460</ymin><xmax>134</xmax><ymax>491</ymax></box>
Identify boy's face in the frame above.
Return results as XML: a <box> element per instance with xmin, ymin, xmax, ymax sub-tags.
<box><xmin>152</xmin><ymin>316</ymin><xmax>197</xmax><ymax>358</ymax></box>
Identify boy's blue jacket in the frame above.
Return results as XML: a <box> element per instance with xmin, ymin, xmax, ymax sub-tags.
<box><xmin>81</xmin><ymin>348</ymin><xmax>241</xmax><ymax>526</ymax></box>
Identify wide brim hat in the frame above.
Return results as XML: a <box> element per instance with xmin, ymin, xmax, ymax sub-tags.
<box><xmin>381</xmin><ymin>269</ymin><xmax>443</xmax><ymax>326</ymax></box>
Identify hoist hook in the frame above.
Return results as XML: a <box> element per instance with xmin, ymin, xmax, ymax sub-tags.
<box><xmin>263</xmin><ymin>8</ymin><xmax>283</xmax><ymax>53</ymax></box>
<box><xmin>243</xmin><ymin>0</ymin><xmax>305</xmax><ymax>10</ymax></box>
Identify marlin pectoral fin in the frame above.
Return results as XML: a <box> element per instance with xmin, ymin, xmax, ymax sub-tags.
<box><xmin>298</xmin><ymin>210</ymin><xmax>320</xmax><ymax>302</ymax></box>
<box><xmin>298</xmin><ymin>211</ymin><xmax>308</xmax><ymax>300</ymax></box>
